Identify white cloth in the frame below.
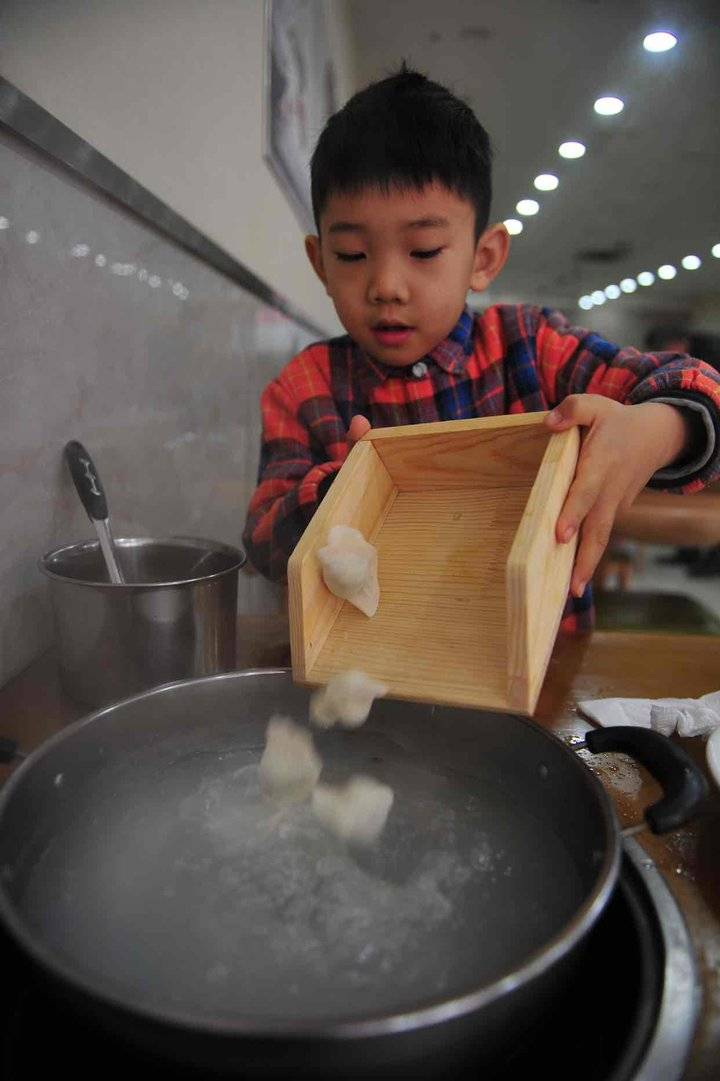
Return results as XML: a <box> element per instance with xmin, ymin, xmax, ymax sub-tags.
<box><xmin>707</xmin><ymin>728</ymin><xmax>720</xmax><ymax>788</ymax></box>
<box><xmin>579</xmin><ymin>690</ymin><xmax>720</xmax><ymax>738</ymax></box>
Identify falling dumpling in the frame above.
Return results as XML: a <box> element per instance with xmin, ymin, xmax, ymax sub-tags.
<box><xmin>310</xmin><ymin>670</ymin><xmax>388</xmax><ymax>730</ymax></box>
<box><xmin>259</xmin><ymin>715</ymin><xmax>322</xmax><ymax>801</ymax></box>
<box><xmin>312</xmin><ymin>775</ymin><xmax>394</xmax><ymax>845</ymax></box>
<box><xmin>318</xmin><ymin>525</ymin><xmax>379</xmax><ymax>617</ymax></box>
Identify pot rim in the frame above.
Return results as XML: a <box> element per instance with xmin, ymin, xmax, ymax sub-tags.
<box><xmin>0</xmin><ymin>668</ymin><xmax>621</xmax><ymax>1041</ymax></box>
<box><xmin>38</xmin><ymin>535</ymin><xmax>246</xmax><ymax>589</ymax></box>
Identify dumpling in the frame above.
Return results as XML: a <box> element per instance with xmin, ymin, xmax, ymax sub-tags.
<box><xmin>317</xmin><ymin>525</ymin><xmax>379</xmax><ymax>617</ymax></box>
<box><xmin>310</xmin><ymin>670</ymin><xmax>388</xmax><ymax>729</ymax></box>
<box><xmin>259</xmin><ymin>716</ymin><xmax>322</xmax><ymax>801</ymax></box>
<box><xmin>311</xmin><ymin>775</ymin><xmax>394</xmax><ymax>844</ymax></box>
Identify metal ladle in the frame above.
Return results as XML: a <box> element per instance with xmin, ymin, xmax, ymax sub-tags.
<box><xmin>64</xmin><ymin>440</ymin><xmax>125</xmax><ymax>584</ymax></box>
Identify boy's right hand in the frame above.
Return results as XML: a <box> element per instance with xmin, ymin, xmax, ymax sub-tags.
<box><xmin>347</xmin><ymin>415</ymin><xmax>371</xmax><ymax>449</ymax></box>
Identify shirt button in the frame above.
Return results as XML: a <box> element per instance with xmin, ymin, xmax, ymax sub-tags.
<box><xmin>412</xmin><ymin>361</ymin><xmax>428</xmax><ymax>378</ymax></box>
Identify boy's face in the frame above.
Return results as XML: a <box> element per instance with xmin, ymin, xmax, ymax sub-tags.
<box><xmin>306</xmin><ymin>182</ymin><xmax>509</xmax><ymax>367</ymax></box>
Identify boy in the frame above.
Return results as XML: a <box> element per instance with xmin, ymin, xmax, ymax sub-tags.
<box><xmin>243</xmin><ymin>68</ymin><xmax>720</xmax><ymax>630</ymax></box>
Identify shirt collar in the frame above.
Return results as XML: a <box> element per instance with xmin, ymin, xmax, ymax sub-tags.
<box><xmin>356</xmin><ymin>306</ymin><xmax>475</xmax><ymax>383</ymax></box>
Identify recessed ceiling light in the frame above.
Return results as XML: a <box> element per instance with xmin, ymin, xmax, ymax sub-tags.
<box><xmin>558</xmin><ymin>141</ymin><xmax>586</xmax><ymax>159</ymax></box>
<box><xmin>503</xmin><ymin>218</ymin><xmax>523</xmax><ymax>235</ymax></box>
<box><xmin>620</xmin><ymin>278</ymin><xmax>637</xmax><ymax>293</ymax></box>
<box><xmin>578</xmin><ymin>296</ymin><xmax>594</xmax><ymax>310</ymax></box>
<box><xmin>681</xmin><ymin>255</ymin><xmax>701</xmax><ymax>270</ymax></box>
<box><xmin>594</xmin><ymin>96</ymin><xmax>624</xmax><ymax>116</ymax></box>
<box><xmin>516</xmin><ymin>199</ymin><xmax>540</xmax><ymax>216</ymax></box>
<box><xmin>534</xmin><ymin>174</ymin><xmax>559</xmax><ymax>191</ymax></box>
<box><xmin>591</xmin><ymin>290</ymin><xmax>606</xmax><ymax>305</ymax></box>
<box><xmin>604</xmin><ymin>284</ymin><xmax>621</xmax><ymax>300</ymax></box>
<box><xmin>637</xmin><ymin>271</ymin><xmax>655</xmax><ymax>286</ymax></box>
<box><xmin>643</xmin><ymin>31</ymin><xmax>677</xmax><ymax>53</ymax></box>
<box><xmin>712</xmin><ymin>244</ymin><xmax>720</xmax><ymax>259</ymax></box>
<box><xmin>657</xmin><ymin>264</ymin><xmax>677</xmax><ymax>280</ymax></box>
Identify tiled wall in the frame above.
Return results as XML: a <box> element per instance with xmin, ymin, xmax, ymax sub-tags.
<box><xmin>0</xmin><ymin>128</ymin><xmax>316</xmax><ymax>684</ymax></box>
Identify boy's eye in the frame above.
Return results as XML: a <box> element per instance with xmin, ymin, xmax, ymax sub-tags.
<box><xmin>411</xmin><ymin>247</ymin><xmax>444</xmax><ymax>260</ymax></box>
<box><xmin>334</xmin><ymin>251</ymin><xmax>365</xmax><ymax>262</ymax></box>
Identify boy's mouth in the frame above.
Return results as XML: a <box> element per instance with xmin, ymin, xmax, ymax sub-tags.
<box><xmin>371</xmin><ymin>321</ymin><xmax>414</xmax><ymax>347</ymax></box>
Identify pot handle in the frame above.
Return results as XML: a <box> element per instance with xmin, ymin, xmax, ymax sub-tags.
<box><xmin>585</xmin><ymin>726</ymin><xmax>708</xmax><ymax>834</ymax></box>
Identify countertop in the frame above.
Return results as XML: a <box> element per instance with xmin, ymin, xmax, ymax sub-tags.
<box><xmin>1</xmin><ymin>620</ymin><xmax>718</xmax><ymax>1079</ymax></box>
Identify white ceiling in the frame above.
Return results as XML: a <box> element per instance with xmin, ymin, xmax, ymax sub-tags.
<box><xmin>346</xmin><ymin>0</ymin><xmax>720</xmax><ymax>332</ymax></box>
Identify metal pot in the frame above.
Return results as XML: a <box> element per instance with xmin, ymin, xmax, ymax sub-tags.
<box><xmin>39</xmin><ymin>536</ymin><xmax>245</xmax><ymax>707</ymax></box>
<box><xmin>0</xmin><ymin>670</ymin><xmax>706</xmax><ymax>1078</ymax></box>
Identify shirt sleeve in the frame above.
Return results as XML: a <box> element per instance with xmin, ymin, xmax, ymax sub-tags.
<box><xmin>536</xmin><ymin>306</ymin><xmax>720</xmax><ymax>490</ymax></box>
<box><xmin>242</xmin><ymin>366</ymin><xmax>345</xmax><ymax>581</ymax></box>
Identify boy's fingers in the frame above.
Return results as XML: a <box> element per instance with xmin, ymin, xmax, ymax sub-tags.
<box><xmin>570</xmin><ymin>512</ymin><xmax>614</xmax><ymax>592</ymax></box>
<box><xmin>546</xmin><ymin>395</ymin><xmax>598</xmax><ymax>430</ymax></box>
<box><xmin>555</xmin><ymin>467</ymin><xmax>607</xmax><ymax>542</ymax></box>
<box><xmin>347</xmin><ymin>415</ymin><xmax>371</xmax><ymax>447</ymax></box>
<box><xmin>570</xmin><ymin>502</ymin><xmax>618</xmax><ymax>596</ymax></box>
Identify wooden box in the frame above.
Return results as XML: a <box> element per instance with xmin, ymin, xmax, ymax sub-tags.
<box><xmin>288</xmin><ymin>414</ymin><xmax>579</xmax><ymax>715</ymax></box>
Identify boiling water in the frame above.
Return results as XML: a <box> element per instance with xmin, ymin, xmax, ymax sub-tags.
<box><xmin>19</xmin><ymin>730</ymin><xmax>587</xmax><ymax>1023</ymax></box>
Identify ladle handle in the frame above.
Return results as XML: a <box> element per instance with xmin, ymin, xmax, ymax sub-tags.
<box><xmin>585</xmin><ymin>726</ymin><xmax>709</xmax><ymax>834</ymax></box>
<box><xmin>64</xmin><ymin>440</ymin><xmax>109</xmax><ymax>522</ymax></box>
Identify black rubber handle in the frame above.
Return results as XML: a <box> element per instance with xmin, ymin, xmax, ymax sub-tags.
<box><xmin>64</xmin><ymin>440</ymin><xmax>108</xmax><ymax>521</ymax></box>
<box><xmin>585</xmin><ymin>725</ymin><xmax>709</xmax><ymax>834</ymax></box>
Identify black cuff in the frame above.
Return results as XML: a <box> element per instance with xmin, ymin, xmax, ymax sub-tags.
<box><xmin>646</xmin><ymin>390</ymin><xmax>719</xmax><ymax>489</ymax></box>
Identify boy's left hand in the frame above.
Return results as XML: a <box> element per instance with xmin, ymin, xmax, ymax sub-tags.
<box><xmin>347</xmin><ymin>414</ymin><xmax>371</xmax><ymax>448</ymax></box>
<box><xmin>545</xmin><ymin>396</ymin><xmax>689</xmax><ymax>597</ymax></box>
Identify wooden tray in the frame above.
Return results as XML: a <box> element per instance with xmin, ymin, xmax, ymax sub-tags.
<box><xmin>288</xmin><ymin>413</ymin><xmax>579</xmax><ymax>715</ymax></box>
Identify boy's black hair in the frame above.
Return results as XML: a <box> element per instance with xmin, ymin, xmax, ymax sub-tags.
<box><xmin>310</xmin><ymin>66</ymin><xmax>492</xmax><ymax>239</ymax></box>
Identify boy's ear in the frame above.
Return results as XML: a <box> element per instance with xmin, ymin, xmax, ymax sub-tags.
<box><xmin>305</xmin><ymin>234</ymin><xmax>328</xmax><ymax>288</ymax></box>
<box><xmin>469</xmin><ymin>223</ymin><xmax>511</xmax><ymax>292</ymax></box>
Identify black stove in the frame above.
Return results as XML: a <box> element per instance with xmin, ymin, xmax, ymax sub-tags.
<box><xmin>0</xmin><ymin>840</ymin><xmax>698</xmax><ymax>1081</ymax></box>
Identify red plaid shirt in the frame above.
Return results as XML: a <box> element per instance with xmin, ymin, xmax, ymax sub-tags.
<box><xmin>243</xmin><ymin>304</ymin><xmax>720</xmax><ymax>631</ymax></box>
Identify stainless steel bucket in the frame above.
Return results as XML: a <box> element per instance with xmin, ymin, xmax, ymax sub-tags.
<box><xmin>39</xmin><ymin>536</ymin><xmax>245</xmax><ymax>706</ymax></box>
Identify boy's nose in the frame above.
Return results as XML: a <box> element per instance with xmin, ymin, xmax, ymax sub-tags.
<box><xmin>367</xmin><ymin>262</ymin><xmax>409</xmax><ymax>305</ymax></box>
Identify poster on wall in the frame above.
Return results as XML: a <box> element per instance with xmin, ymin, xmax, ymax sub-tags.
<box><xmin>264</xmin><ymin>0</ymin><xmax>337</xmax><ymax>233</ymax></box>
